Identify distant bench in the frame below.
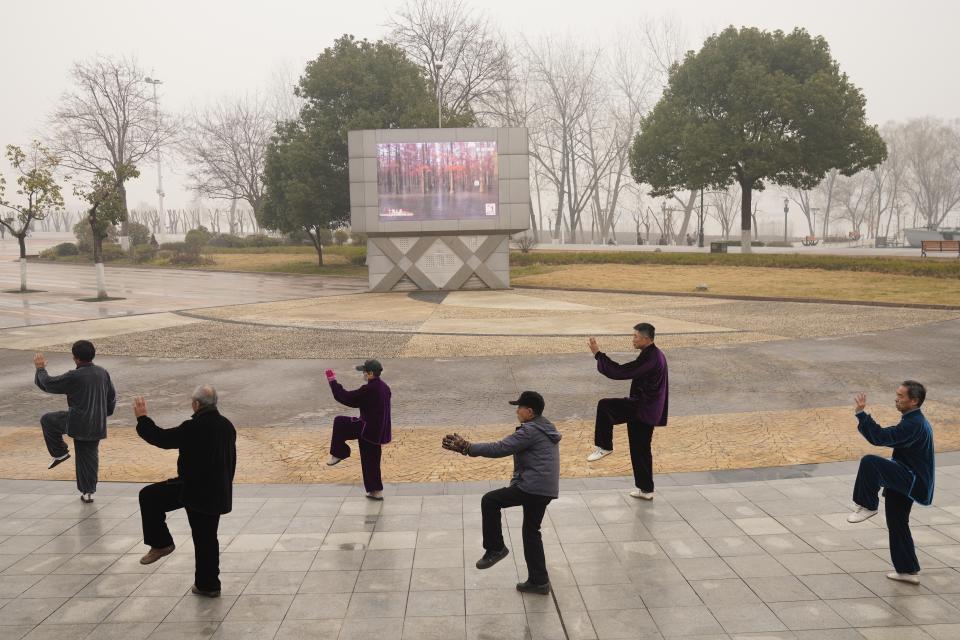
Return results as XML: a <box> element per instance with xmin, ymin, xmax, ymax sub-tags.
<box><xmin>921</xmin><ymin>240</ymin><xmax>960</xmax><ymax>257</ymax></box>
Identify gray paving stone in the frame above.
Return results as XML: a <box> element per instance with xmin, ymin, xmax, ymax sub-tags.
<box><xmin>406</xmin><ymin>589</ymin><xmax>465</xmax><ymax>616</ymax></box>
<box><xmin>825</xmin><ymin>597</ymin><xmax>913</xmax><ymax>627</ymax></box>
<box><xmin>648</xmin><ymin>605</ymin><xmax>724</xmax><ymax>636</ymax></box>
<box><xmin>586</xmin><ymin>607</ymin><xmax>660</xmax><ymax>639</ymax></box>
<box><xmin>707</xmin><ymin>602</ymin><xmax>788</xmax><ymax>633</ymax></box>
<box><xmin>285</xmin><ymin>593</ymin><xmax>351</xmax><ymax>619</ymax></box>
<box><xmin>768</xmin><ymin>600</ymin><xmax>850</xmax><ymax>630</ymax></box>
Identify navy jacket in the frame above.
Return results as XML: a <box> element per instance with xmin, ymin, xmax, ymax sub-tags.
<box><xmin>330</xmin><ymin>377</ymin><xmax>392</xmax><ymax>445</ymax></box>
<box><xmin>595</xmin><ymin>344</ymin><xmax>669</xmax><ymax>426</ymax></box>
<box><xmin>136</xmin><ymin>407</ymin><xmax>237</xmax><ymax>515</ymax></box>
<box><xmin>35</xmin><ymin>363</ymin><xmax>116</xmax><ymax>440</ymax></box>
<box><xmin>467</xmin><ymin>416</ymin><xmax>562</xmax><ymax>498</ymax></box>
<box><xmin>857</xmin><ymin>408</ymin><xmax>935</xmax><ymax>505</ymax></box>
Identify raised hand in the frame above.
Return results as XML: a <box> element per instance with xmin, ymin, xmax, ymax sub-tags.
<box><xmin>442</xmin><ymin>433</ymin><xmax>471</xmax><ymax>454</ymax></box>
<box><xmin>854</xmin><ymin>393</ymin><xmax>867</xmax><ymax>413</ymax></box>
<box><xmin>325</xmin><ymin>369</ymin><xmax>336</xmax><ymax>382</ymax></box>
<box><xmin>133</xmin><ymin>396</ymin><xmax>148</xmax><ymax>418</ymax></box>
<box><xmin>33</xmin><ymin>352</ymin><xmax>47</xmax><ymax>369</ymax></box>
<box><xmin>588</xmin><ymin>337</ymin><xmax>600</xmax><ymax>355</ymax></box>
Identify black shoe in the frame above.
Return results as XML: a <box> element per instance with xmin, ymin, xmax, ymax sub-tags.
<box><xmin>516</xmin><ymin>580</ymin><xmax>550</xmax><ymax>595</ymax></box>
<box><xmin>475</xmin><ymin>547</ymin><xmax>509</xmax><ymax>570</ymax></box>
<box><xmin>192</xmin><ymin>584</ymin><xmax>221</xmax><ymax>598</ymax></box>
<box><xmin>48</xmin><ymin>453</ymin><xmax>70</xmax><ymax>470</ymax></box>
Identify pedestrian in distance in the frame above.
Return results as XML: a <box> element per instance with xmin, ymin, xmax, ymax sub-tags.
<box><xmin>586</xmin><ymin>322</ymin><xmax>668</xmax><ymax>500</ymax></box>
<box><xmin>34</xmin><ymin>340</ymin><xmax>116</xmax><ymax>503</ymax></box>
<box><xmin>443</xmin><ymin>390</ymin><xmax>561</xmax><ymax>595</ymax></box>
<box><xmin>326</xmin><ymin>359</ymin><xmax>392</xmax><ymax>500</ymax></box>
<box><xmin>134</xmin><ymin>386</ymin><xmax>237</xmax><ymax>598</ymax></box>
<box><xmin>846</xmin><ymin>382</ymin><xmax>934</xmax><ymax>585</ymax></box>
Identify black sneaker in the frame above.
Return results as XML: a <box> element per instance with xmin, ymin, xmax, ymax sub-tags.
<box><xmin>475</xmin><ymin>547</ymin><xmax>509</xmax><ymax>570</ymax></box>
<box><xmin>192</xmin><ymin>584</ymin><xmax>221</xmax><ymax>598</ymax></box>
<box><xmin>48</xmin><ymin>453</ymin><xmax>70</xmax><ymax>469</ymax></box>
<box><xmin>516</xmin><ymin>580</ymin><xmax>551</xmax><ymax>595</ymax></box>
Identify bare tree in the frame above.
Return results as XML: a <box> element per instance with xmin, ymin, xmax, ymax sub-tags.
<box><xmin>815</xmin><ymin>169</ymin><xmax>840</xmax><ymax>238</ymax></box>
<box><xmin>268</xmin><ymin>60</ymin><xmax>308</xmax><ymax>124</ymax></box>
<box><xmin>900</xmin><ymin>117</ymin><xmax>960</xmax><ymax>229</ymax></box>
<box><xmin>180</xmin><ymin>94</ymin><xmax>273</xmax><ymax>227</ymax></box>
<box><xmin>48</xmin><ymin>56</ymin><xmax>177</xmax><ymax>243</ymax></box>
<box><xmin>834</xmin><ymin>171</ymin><xmax>873</xmax><ymax>239</ymax></box>
<box><xmin>387</xmin><ymin>0</ymin><xmax>509</xmax><ymax>122</ymax></box>
<box><xmin>708</xmin><ymin>185</ymin><xmax>741</xmax><ymax>240</ymax></box>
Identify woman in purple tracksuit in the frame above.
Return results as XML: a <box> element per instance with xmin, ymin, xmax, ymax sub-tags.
<box><xmin>325</xmin><ymin>359</ymin><xmax>392</xmax><ymax>500</ymax></box>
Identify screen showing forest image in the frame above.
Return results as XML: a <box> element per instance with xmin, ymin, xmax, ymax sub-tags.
<box><xmin>377</xmin><ymin>141</ymin><xmax>498</xmax><ymax>221</ymax></box>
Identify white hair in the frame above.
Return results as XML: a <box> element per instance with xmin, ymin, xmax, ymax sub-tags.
<box><xmin>192</xmin><ymin>384</ymin><xmax>218</xmax><ymax>408</ymax></box>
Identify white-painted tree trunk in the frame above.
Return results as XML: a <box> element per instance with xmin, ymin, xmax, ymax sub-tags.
<box><xmin>740</xmin><ymin>227</ymin><xmax>752</xmax><ymax>253</ymax></box>
<box><xmin>20</xmin><ymin>258</ymin><xmax>27</xmax><ymax>292</ymax></box>
<box><xmin>95</xmin><ymin>263</ymin><xmax>107</xmax><ymax>298</ymax></box>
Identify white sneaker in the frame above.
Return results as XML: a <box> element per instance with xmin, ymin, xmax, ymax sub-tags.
<box><xmin>48</xmin><ymin>453</ymin><xmax>70</xmax><ymax>470</ymax></box>
<box><xmin>629</xmin><ymin>489</ymin><xmax>655</xmax><ymax>500</ymax></box>
<box><xmin>80</xmin><ymin>493</ymin><xmax>94</xmax><ymax>503</ymax></box>
<box><xmin>326</xmin><ymin>455</ymin><xmax>343</xmax><ymax>467</ymax></box>
<box><xmin>886</xmin><ymin>571</ymin><xmax>920</xmax><ymax>585</ymax></box>
<box><xmin>587</xmin><ymin>447</ymin><xmax>612</xmax><ymax>462</ymax></box>
<box><xmin>847</xmin><ymin>506</ymin><xmax>878</xmax><ymax>523</ymax></box>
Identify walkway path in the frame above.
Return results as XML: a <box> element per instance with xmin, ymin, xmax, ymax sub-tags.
<box><xmin>2</xmin><ymin>461</ymin><xmax>960</xmax><ymax>639</ymax></box>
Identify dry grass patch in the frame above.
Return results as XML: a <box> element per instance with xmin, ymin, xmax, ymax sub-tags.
<box><xmin>514</xmin><ymin>264</ymin><xmax>960</xmax><ymax>306</ymax></box>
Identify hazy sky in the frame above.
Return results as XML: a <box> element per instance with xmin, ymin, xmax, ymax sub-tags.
<box><xmin>2</xmin><ymin>0</ymin><xmax>958</xmax><ymax>219</ymax></box>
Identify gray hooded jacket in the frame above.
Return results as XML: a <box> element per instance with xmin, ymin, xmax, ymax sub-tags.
<box><xmin>467</xmin><ymin>415</ymin><xmax>562</xmax><ymax>498</ymax></box>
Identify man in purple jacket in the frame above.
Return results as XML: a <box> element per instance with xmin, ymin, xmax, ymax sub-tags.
<box><xmin>325</xmin><ymin>359</ymin><xmax>392</xmax><ymax>500</ymax></box>
<box><xmin>586</xmin><ymin>322</ymin><xmax>669</xmax><ymax>500</ymax></box>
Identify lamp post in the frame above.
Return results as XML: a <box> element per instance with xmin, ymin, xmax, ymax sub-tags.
<box><xmin>434</xmin><ymin>62</ymin><xmax>443</xmax><ymax>128</ymax></box>
<box><xmin>783</xmin><ymin>197</ymin><xmax>790</xmax><ymax>243</ymax></box>
<box><xmin>810</xmin><ymin>207</ymin><xmax>820</xmax><ymax>238</ymax></box>
<box><xmin>144</xmin><ymin>77</ymin><xmax>164</xmax><ymax>238</ymax></box>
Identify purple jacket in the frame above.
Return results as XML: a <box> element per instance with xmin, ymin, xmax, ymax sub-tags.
<box><xmin>596</xmin><ymin>343</ymin><xmax>669</xmax><ymax>426</ymax></box>
<box><xmin>330</xmin><ymin>377</ymin><xmax>392</xmax><ymax>445</ymax></box>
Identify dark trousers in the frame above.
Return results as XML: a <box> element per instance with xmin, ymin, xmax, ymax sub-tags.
<box><xmin>594</xmin><ymin>398</ymin><xmax>655</xmax><ymax>493</ymax></box>
<box><xmin>330</xmin><ymin>416</ymin><xmax>383</xmax><ymax>493</ymax></box>
<box><xmin>41</xmin><ymin>411</ymin><xmax>100</xmax><ymax>494</ymax></box>
<box><xmin>853</xmin><ymin>454</ymin><xmax>920</xmax><ymax>574</ymax></box>
<box><xmin>139</xmin><ymin>480</ymin><xmax>222</xmax><ymax>591</ymax></box>
<box><xmin>481</xmin><ymin>485</ymin><xmax>553</xmax><ymax>585</ymax></box>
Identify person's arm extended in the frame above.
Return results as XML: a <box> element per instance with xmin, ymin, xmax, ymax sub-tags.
<box><xmin>133</xmin><ymin>396</ymin><xmax>184</xmax><ymax>449</ymax></box>
<box><xmin>857</xmin><ymin>412</ymin><xmax>922</xmax><ymax>448</ymax></box>
<box><xmin>467</xmin><ymin>426</ymin><xmax>534</xmax><ymax>458</ymax></box>
<box><xmin>34</xmin><ymin>368</ymin><xmax>77</xmax><ymax>394</ymax></box>
<box><xmin>595</xmin><ymin>351</ymin><xmax>658</xmax><ymax>381</ymax></box>
<box><xmin>329</xmin><ymin>380</ymin><xmax>368</xmax><ymax>408</ymax></box>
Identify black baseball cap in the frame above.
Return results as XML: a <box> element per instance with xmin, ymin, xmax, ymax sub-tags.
<box><xmin>508</xmin><ymin>391</ymin><xmax>545</xmax><ymax>415</ymax></box>
<box><xmin>355</xmin><ymin>359</ymin><xmax>383</xmax><ymax>374</ymax></box>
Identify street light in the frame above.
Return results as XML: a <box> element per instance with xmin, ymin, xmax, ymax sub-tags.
<box><xmin>144</xmin><ymin>77</ymin><xmax>165</xmax><ymax>237</ymax></box>
<box><xmin>433</xmin><ymin>62</ymin><xmax>443</xmax><ymax>128</ymax></box>
<box><xmin>783</xmin><ymin>197</ymin><xmax>790</xmax><ymax>243</ymax></box>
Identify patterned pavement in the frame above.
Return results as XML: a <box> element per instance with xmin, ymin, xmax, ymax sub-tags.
<box><xmin>2</xmin><ymin>460</ymin><xmax>960</xmax><ymax>639</ymax></box>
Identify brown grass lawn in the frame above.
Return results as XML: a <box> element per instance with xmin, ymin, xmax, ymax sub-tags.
<box><xmin>512</xmin><ymin>264</ymin><xmax>960</xmax><ymax>306</ymax></box>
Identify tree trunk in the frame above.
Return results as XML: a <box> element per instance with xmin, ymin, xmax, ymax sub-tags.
<box><xmin>18</xmin><ymin>232</ymin><xmax>27</xmax><ymax>291</ymax></box>
<box><xmin>309</xmin><ymin>228</ymin><xmax>324</xmax><ymax>266</ymax></box>
<box><xmin>95</xmin><ymin>262</ymin><xmax>107</xmax><ymax>299</ymax></box>
<box><xmin>740</xmin><ymin>182</ymin><xmax>753</xmax><ymax>253</ymax></box>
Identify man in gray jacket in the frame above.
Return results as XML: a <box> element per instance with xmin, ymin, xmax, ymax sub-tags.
<box><xmin>34</xmin><ymin>340</ymin><xmax>116</xmax><ymax>503</ymax></box>
<box><xmin>443</xmin><ymin>391</ymin><xmax>561</xmax><ymax>595</ymax></box>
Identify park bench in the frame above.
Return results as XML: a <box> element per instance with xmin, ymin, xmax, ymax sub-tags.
<box><xmin>801</xmin><ymin>235</ymin><xmax>819</xmax><ymax>246</ymax></box>
<box><xmin>921</xmin><ymin>240</ymin><xmax>960</xmax><ymax>257</ymax></box>
<box><xmin>875</xmin><ymin>236</ymin><xmax>888</xmax><ymax>248</ymax></box>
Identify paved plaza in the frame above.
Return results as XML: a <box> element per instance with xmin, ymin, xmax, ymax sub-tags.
<box><xmin>3</xmin><ymin>461</ymin><xmax>960</xmax><ymax>639</ymax></box>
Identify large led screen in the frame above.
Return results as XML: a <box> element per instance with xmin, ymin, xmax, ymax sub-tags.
<box><xmin>377</xmin><ymin>141</ymin><xmax>498</xmax><ymax>221</ymax></box>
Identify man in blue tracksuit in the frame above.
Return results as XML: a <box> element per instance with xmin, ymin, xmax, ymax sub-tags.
<box><xmin>847</xmin><ymin>380</ymin><xmax>934</xmax><ymax>585</ymax></box>
<box><xmin>443</xmin><ymin>391</ymin><xmax>561</xmax><ymax>595</ymax></box>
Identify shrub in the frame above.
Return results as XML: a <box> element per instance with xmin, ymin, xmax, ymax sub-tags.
<box><xmin>158</xmin><ymin>242</ymin><xmax>206</xmax><ymax>266</ymax></box>
<box><xmin>184</xmin><ymin>226</ymin><xmax>212</xmax><ymax>249</ymax></box>
<box><xmin>285</xmin><ymin>230</ymin><xmax>312</xmax><ymax>245</ymax></box>
<box><xmin>100</xmin><ymin>242</ymin><xmax>124</xmax><ymax>262</ymax></box>
<box><xmin>513</xmin><ymin>234</ymin><xmax>536</xmax><ymax>253</ymax></box>
<box><xmin>243</xmin><ymin>234</ymin><xmax>283</xmax><ymax>247</ymax></box>
<box><xmin>318</xmin><ymin>228</ymin><xmax>333</xmax><ymax>246</ymax></box>
<box><xmin>73</xmin><ymin>221</ymin><xmax>117</xmax><ymax>253</ymax></box>
<box><xmin>334</xmin><ymin>229</ymin><xmax>349</xmax><ymax>246</ymax></box>
<box><xmin>128</xmin><ymin>221</ymin><xmax>152</xmax><ymax>246</ymax></box>
<box><xmin>52</xmin><ymin>242</ymin><xmax>79</xmax><ymax>257</ymax></box>
<box><xmin>131</xmin><ymin>244</ymin><xmax>157</xmax><ymax>263</ymax></box>
<box><xmin>207</xmin><ymin>233</ymin><xmax>246</xmax><ymax>248</ymax></box>
<box><xmin>349</xmin><ymin>253</ymin><xmax>367</xmax><ymax>266</ymax></box>
<box><xmin>350</xmin><ymin>232</ymin><xmax>368</xmax><ymax>245</ymax></box>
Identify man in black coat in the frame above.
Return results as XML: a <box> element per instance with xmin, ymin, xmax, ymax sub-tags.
<box><xmin>133</xmin><ymin>385</ymin><xmax>237</xmax><ymax>597</ymax></box>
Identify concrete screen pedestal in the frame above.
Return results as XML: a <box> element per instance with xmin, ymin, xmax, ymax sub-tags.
<box><xmin>347</xmin><ymin>127</ymin><xmax>530</xmax><ymax>292</ymax></box>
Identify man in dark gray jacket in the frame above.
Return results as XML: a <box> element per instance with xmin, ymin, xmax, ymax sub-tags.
<box><xmin>34</xmin><ymin>340</ymin><xmax>116</xmax><ymax>503</ymax></box>
<box><xmin>443</xmin><ymin>391</ymin><xmax>561</xmax><ymax>595</ymax></box>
